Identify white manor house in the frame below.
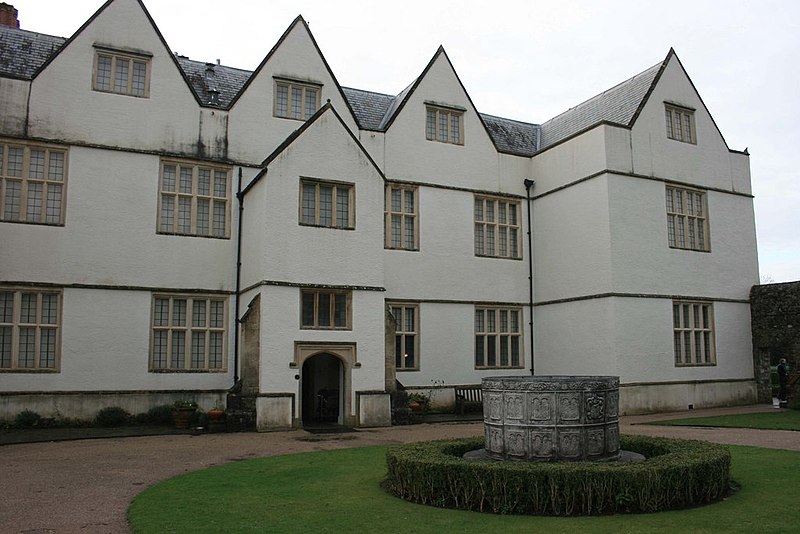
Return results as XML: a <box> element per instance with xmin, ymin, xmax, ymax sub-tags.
<box><xmin>0</xmin><ymin>0</ymin><xmax>759</xmax><ymax>430</ymax></box>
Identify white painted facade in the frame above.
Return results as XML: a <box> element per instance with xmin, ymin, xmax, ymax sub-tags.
<box><xmin>0</xmin><ymin>0</ymin><xmax>759</xmax><ymax>427</ymax></box>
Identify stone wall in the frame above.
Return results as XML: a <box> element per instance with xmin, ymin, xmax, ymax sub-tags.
<box><xmin>750</xmin><ymin>281</ymin><xmax>800</xmax><ymax>402</ymax></box>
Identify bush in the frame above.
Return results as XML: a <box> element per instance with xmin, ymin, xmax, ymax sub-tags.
<box><xmin>14</xmin><ymin>410</ymin><xmax>42</xmax><ymax>428</ymax></box>
<box><xmin>95</xmin><ymin>406</ymin><xmax>130</xmax><ymax>427</ymax></box>
<box><xmin>385</xmin><ymin>435</ymin><xmax>731</xmax><ymax>516</ymax></box>
<box><xmin>144</xmin><ymin>404</ymin><xmax>175</xmax><ymax>425</ymax></box>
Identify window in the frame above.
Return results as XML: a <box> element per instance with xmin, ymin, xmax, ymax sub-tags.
<box><xmin>274</xmin><ymin>79</ymin><xmax>320</xmax><ymax>120</ymax></box>
<box><xmin>425</xmin><ymin>105</ymin><xmax>463</xmax><ymax>145</ymax></box>
<box><xmin>300</xmin><ymin>179</ymin><xmax>354</xmax><ymax>229</ymax></box>
<box><xmin>1</xmin><ymin>141</ymin><xmax>66</xmax><ymax>225</ymax></box>
<box><xmin>390</xmin><ymin>303</ymin><xmax>419</xmax><ymax>370</ymax></box>
<box><xmin>385</xmin><ymin>184</ymin><xmax>418</xmax><ymax>250</ymax></box>
<box><xmin>158</xmin><ymin>160</ymin><xmax>231</xmax><ymax>238</ymax></box>
<box><xmin>666</xmin><ymin>186</ymin><xmax>709</xmax><ymax>251</ymax></box>
<box><xmin>93</xmin><ymin>49</ymin><xmax>150</xmax><ymax>97</ymax></box>
<box><xmin>665</xmin><ymin>104</ymin><xmax>695</xmax><ymax>144</ymax></box>
<box><xmin>301</xmin><ymin>289</ymin><xmax>351</xmax><ymax>330</ymax></box>
<box><xmin>474</xmin><ymin>196</ymin><xmax>521</xmax><ymax>259</ymax></box>
<box><xmin>151</xmin><ymin>295</ymin><xmax>227</xmax><ymax>371</ymax></box>
<box><xmin>673</xmin><ymin>301</ymin><xmax>715</xmax><ymax>366</ymax></box>
<box><xmin>474</xmin><ymin>307</ymin><xmax>522</xmax><ymax>369</ymax></box>
<box><xmin>0</xmin><ymin>289</ymin><xmax>61</xmax><ymax>372</ymax></box>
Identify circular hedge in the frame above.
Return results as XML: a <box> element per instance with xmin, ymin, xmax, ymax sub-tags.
<box><xmin>385</xmin><ymin>435</ymin><xmax>731</xmax><ymax>516</ymax></box>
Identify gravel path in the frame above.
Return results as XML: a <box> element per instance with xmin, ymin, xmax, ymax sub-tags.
<box><xmin>0</xmin><ymin>404</ymin><xmax>795</xmax><ymax>533</ymax></box>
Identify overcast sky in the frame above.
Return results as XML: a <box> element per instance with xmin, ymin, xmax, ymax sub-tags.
<box><xmin>13</xmin><ymin>0</ymin><xmax>800</xmax><ymax>283</ymax></box>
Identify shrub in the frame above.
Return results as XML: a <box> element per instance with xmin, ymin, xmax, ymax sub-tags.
<box><xmin>385</xmin><ymin>435</ymin><xmax>731</xmax><ymax>516</ymax></box>
<box><xmin>14</xmin><ymin>410</ymin><xmax>42</xmax><ymax>428</ymax></box>
<box><xmin>95</xmin><ymin>406</ymin><xmax>130</xmax><ymax>427</ymax></box>
<box><xmin>144</xmin><ymin>404</ymin><xmax>175</xmax><ymax>425</ymax></box>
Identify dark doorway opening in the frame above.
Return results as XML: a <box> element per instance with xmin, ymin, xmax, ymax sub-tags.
<box><xmin>301</xmin><ymin>353</ymin><xmax>342</xmax><ymax>426</ymax></box>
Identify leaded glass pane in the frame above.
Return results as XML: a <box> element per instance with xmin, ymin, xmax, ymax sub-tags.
<box><xmin>46</xmin><ymin>184</ymin><xmax>62</xmax><ymax>224</ymax></box>
<box><xmin>160</xmin><ymin>195</ymin><xmax>174</xmax><ymax>232</ymax></box>
<box><xmin>209</xmin><ymin>332</ymin><xmax>223</xmax><ymax>368</ymax></box>
<box><xmin>0</xmin><ymin>292</ymin><xmax>12</xmax><ymax>322</ymax></box>
<box><xmin>7</xmin><ymin>147</ymin><xmax>22</xmax><ymax>177</ymax></box>
<box><xmin>0</xmin><ymin>325</ymin><xmax>11</xmax><ymax>368</ymax></box>
<box><xmin>171</xmin><ymin>331</ymin><xmax>185</xmax><ymax>368</ymax></box>
<box><xmin>154</xmin><ymin>299</ymin><xmax>169</xmax><ymax>326</ymax></box>
<box><xmin>152</xmin><ymin>331</ymin><xmax>167</xmax><ymax>368</ymax></box>
<box><xmin>210</xmin><ymin>300</ymin><xmax>224</xmax><ymax>328</ymax></box>
<box><xmin>178</xmin><ymin>196</ymin><xmax>191</xmax><ymax>233</ymax></box>
<box><xmin>198</xmin><ymin>169</ymin><xmax>210</xmax><ymax>196</ymax></box>
<box><xmin>334</xmin><ymin>293</ymin><xmax>347</xmax><ymax>328</ymax></box>
<box><xmin>39</xmin><ymin>328</ymin><xmax>56</xmax><ymax>368</ymax></box>
<box><xmin>404</xmin><ymin>216</ymin><xmax>414</xmax><ymax>249</ymax></box>
<box><xmin>291</xmin><ymin>87</ymin><xmax>302</xmax><ymax>119</ymax></box>
<box><xmin>276</xmin><ymin>84</ymin><xmax>288</xmax><ymax>117</ymax></box>
<box><xmin>132</xmin><ymin>61</ymin><xmax>147</xmax><ymax>96</ymax></box>
<box><xmin>19</xmin><ymin>327</ymin><xmax>35</xmax><ymax>368</ymax></box>
<box><xmin>191</xmin><ymin>331</ymin><xmax>205</xmax><ymax>368</ymax></box>
<box><xmin>96</xmin><ymin>55</ymin><xmax>112</xmax><ymax>91</ymax></box>
<box><xmin>212</xmin><ymin>201</ymin><xmax>225</xmax><ymax>237</ymax></box>
<box><xmin>318</xmin><ymin>293</ymin><xmax>331</xmax><ymax>327</ymax></box>
<box><xmin>29</xmin><ymin>150</ymin><xmax>45</xmax><ymax>179</ymax></box>
<box><xmin>26</xmin><ymin>182</ymin><xmax>42</xmax><ymax>222</ymax></box>
<box><xmin>197</xmin><ymin>198</ymin><xmax>209</xmax><ymax>235</ymax></box>
<box><xmin>41</xmin><ymin>294</ymin><xmax>57</xmax><ymax>324</ymax></box>
<box><xmin>114</xmin><ymin>58</ymin><xmax>129</xmax><ymax>93</ymax></box>
<box><xmin>172</xmin><ymin>299</ymin><xmax>186</xmax><ymax>327</ymax></box>
<box><xmin>179</xmin><ymin>167</ymin><xmax>192</xmax><ymax>193</ymax></box>
<box><xmin>162</xmin><ymin>165</ymin><xmax>176</xmax><ymax>192</ymax></box>
<box><xmin>319</xmin><ymin>185</ymin><xmax>332</xmax><ymax>227</ymax></box>
<box><xmin>301</xmin><ymin>292</ymin><xmax>315</xmax><ymax>327</ymax></box>
<box><xmin>20</xmin><ymin>293</ymin><xmax>37</xmax><ymax>323</ymax></box>
<box><xmin>336</xmin><ymin>187</ymin><xmax>349</xmax><ymax>227</ymax></box>
<box><xmin>192</xmin><ymin>300</ymin><xmax>206</xmax><ymax>328</ymax></box>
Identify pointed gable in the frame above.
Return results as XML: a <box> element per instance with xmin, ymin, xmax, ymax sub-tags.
<box><xmin>227</xmin><ymin>16</ymin><xmax>359</xmax><ymax>164</ymax></box>
<box><xmin>26</xmin><ymin>0</ymin><xmax>211</xmax><ymax>153</ymax></box>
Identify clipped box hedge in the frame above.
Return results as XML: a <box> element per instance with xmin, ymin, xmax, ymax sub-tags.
<box><xmin>385</xmin><ymin>435</ymin><xmax>731</xmax><ymax>516</ymax></box>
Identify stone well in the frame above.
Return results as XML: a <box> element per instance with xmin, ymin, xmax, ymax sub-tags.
<box><xmin>483</xmin><ymin>376</ymin><xmax>620</xmax><ymax>461</ymax></box>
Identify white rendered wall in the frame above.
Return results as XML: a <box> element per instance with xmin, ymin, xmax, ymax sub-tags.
<box><xmin>530</xmin><ymin>126</ymin><xmax>609</xmax><ymax>194</ymax></box>
<box><xmin>227</xmin><ymin>20</ymin><xmax>358</xmax><ymax>165</ymax></box>
<box><xmin>258</xmin><ymin>285</ymin><xmax>386</xmax><ymax>419</ymax></box>
<box><xmin>606</xmin><ymin>175</ymin><xmax>759</xmax><ymax>299</ymax></box>
<box><xmin>532</xmin><ymin>298</ymin><xmax>618</xmax><ymax>377</ymax></box>
<box><xmin>2</xmin><ymin>288</ymin><xmax>233</xmax><ymax>392</ymax></box>
<box><xmin>383</xmin><ymin>186</ymin><xmax>527</xmax><ymax>302</ymax></box>
<box><xmin>27</xmin><ymin>0</ymin><xmax>216</xmax><ymax>158</ymax></box>
<box><xmin>397</xmin><ymin>302</ymin><xmax>531</xmax><ymax>388</ymax></box>
<box><xmin>382</xmin><ymin>54</ymin><xmax>507</xmax><ymax>191</ymax></box>
<box><xmin>630</xmin><ymin>57</ymin><xmax>751</xmax><ymax>194</ymax></box>
<box><xmin>0</xmin><ymin>147</ymin><xmax>237</xmax><ymax>290</ymax></box>
<box><xmin>240</xmin><ymin>110</ymin><xmax>385</xmax><ymax>291</ymax></box>
<box><xmin>531</xmin><ymin>175</ymin><xmax>613</xmax><ymax>303</ymax></box>
<box><xmin>0</xmin><ymin>78</ymin><xmax>28</xmax><ymax>136</ymax></box>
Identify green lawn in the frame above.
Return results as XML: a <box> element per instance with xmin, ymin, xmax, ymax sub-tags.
<box><xmin>650</xmin><ymin>409</ymin><xmax>800</xmax><ymax>431</ymax></box>
<box><xmin>128</xmin><ymin>444</ymin><xmax>800</xmax><ymax>533</ymax></box>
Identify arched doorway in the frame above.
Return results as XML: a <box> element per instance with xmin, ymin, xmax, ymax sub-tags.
<box><xmin>301</xmin><ymin>353</ymin><xmax>343</xmax><ymax>426</ymax></box>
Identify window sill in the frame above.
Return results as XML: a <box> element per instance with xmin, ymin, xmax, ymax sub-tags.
<box><xmin>156</xmin><ymin>231</ymin><xmax>231</xmax><ymax>240</ymax></box>
<box><xmin>668</xmin><ymin>245</ymin><xmax>711</xmax><ymax>253</ymax></box>
<box><xmin>0</xmin><ymin>368</ymin><xmax>60</xmax><ymax>373</ymax></box>
<box><xmin>148</xmin><ymin>368</ymin><xmax>228</xmax><ymax>373</ymax></box>
<box><xmin>299</xmin><ymin>222</ymin><xmax>355</xmax><ymax>231</ymax></box>
<box><xmin>474</xmin><ymin>254</ymin><xmax>523</xmax><ymax>261</ymax></box>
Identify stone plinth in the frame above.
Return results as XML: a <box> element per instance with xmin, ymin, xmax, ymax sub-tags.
<box><xmin>483</xmin><ymin>376</ymin><xmax>620</xmax><ymax>461</ymax></box>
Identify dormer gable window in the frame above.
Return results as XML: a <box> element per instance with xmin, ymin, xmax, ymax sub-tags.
<box><xmin>92</xmin><ymin>46</ymin><xmax>152</xmax><ymax>98</ymax></box>
<box><xmin>425</xmin><ymin>104</ymin><xmax>464</xmax><ymax>145</ymax></box>
<box><xmin>274</xmin><ymin>78</ymin><xmax>321</xmax><ymax>120</ymax></box>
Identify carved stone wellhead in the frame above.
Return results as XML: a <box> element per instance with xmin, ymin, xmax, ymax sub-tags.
<box><xmin>482</xmin><ymin>376</ymin><xmax>620</xmax><ymax>461</ymax></box>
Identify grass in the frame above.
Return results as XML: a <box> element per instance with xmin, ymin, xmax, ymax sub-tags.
<box><xmin>129</xmin><ymin>443</ymin><xmax>800</xmax><ymax>533</ymax></box>
<box><xmin>650</xmin><ymin>409</ymin><xmax>800</xmax><ymax>431</ymax></box>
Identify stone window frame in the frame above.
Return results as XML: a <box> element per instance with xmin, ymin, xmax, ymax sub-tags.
<box><xmin>0</xmin><ymin>139</ymin><xmax>68</xmax><ymax>226</ymax></box>
<box><xmin>149</xmin><ymin>294</ymin><xmax>228</xmax><ymax>372</ymax></box>
<box><xmin>300</xmin><ymin>289</ymin><xmax>352</xmax><ymax>330</ymax></box>
<box><xmin>666</xmin><ymin>185</ymin><xmax>709</xmax><ymax>252</ymax></box>
<box><xmin>474</xmin><ymin>195</ymin><xmax>521</xmax><ymax>259</ymax></box>
<box><xmin>0</xmin><ymin>287</ymin><xmax>62</xmax><ymax>372</ymax></box>
<box><xmin>425</xmin><ymin>104</ymin><xmax>464</xmax><ymax>145</ymax></box>
<box><xmin>664</xmin><ymin>103</ymin><xmax>696</xmax><ymax>144</ymax></box>
<box><xmin>92</xmin><ymin>46</ymin><xmax>152</xmax><ymax>98</ymax></box>
<box><xmin>474</xmin><ymin>306</ymin><xmax>523</xmax><ymax>369</ymax></box>
<box><xmin>157</xmin><ymin>158</ymin><xmax>232</xmax><ymax>239</ymax></box>
<box><xmin>389</xmin><ymin>302</ymin><xmax>419</xmax><ymax>371</ymax></box>
<box><xmin>384</xmin><ymin>184</ymin><xmax>418</xmax><ymax>250</ymax></box>
<box><xmin>673</xmin><ymin>300</ymin><xmax>716</xmax><ymax>366</ymax></box>
<box><xmin>299</xmin><ymin>178</ymin><xmax>355</xmax><ymax>230</ymax></box>
<box><xmin>273</xmin><ymin>78</ymin><xmax>321</xmax><ymax>121</ymax></box>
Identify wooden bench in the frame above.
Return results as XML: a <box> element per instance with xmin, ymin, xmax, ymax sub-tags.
<box><xmin>454</xmin><ymin>385</ymin><xmax>483</xmax><ymax>415</ymax></box>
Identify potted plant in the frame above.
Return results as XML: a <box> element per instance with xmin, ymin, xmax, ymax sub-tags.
<box><xmin>407</xmin><ymin>393</ymin><xmax>429</xmax><ymax>413</ymax></box>
<box><xmin>171</xmin><ymin>400</ymin><xmax>198</xmax><ymax>429</ymax></box>
<box><xmin>208</xmin><ymin>402</ymin><xmax>226</xmax><ymax>423</ymax></box>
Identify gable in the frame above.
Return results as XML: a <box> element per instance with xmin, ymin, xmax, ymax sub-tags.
<box><xmin>26</xmin><ymin>0</ymin><xmax>212</xmax><ymax>154</ymax></box>
<box><xmin>226</xmin><ymin>16</ymin><xmax>359</xmax><ymax>164</ymax></box>
<box><xmin>629</xmin><ymin>51</ymin><xmax>743</xmax><ymax>190</ymax></box>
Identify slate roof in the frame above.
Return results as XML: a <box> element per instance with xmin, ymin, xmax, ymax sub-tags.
<box><xmin>539</xmin><ymin>62</ymin><xmax>662</xmax><ymax>149</ymax></box>
<box><xmin>0</xmin><ymin>25</ymin><xmax>65</xmax><ymax>79</ymax></box>
<box><xmin>175</xmin><ymin>56</ymin><xmax>251</xmax><ymax>108</ymax></box>
<box><xmin>341</xmin><ymin>87</ymin><xmax>395</xmax><ymax>130</ymax></box>
<box><xmin>0</xmin><ymin>24</ymin><xmax>665</xmax><ymax>157</ymax></box>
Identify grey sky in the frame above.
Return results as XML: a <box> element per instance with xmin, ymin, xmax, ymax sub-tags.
<box><xmin>14</xmin><ymin>0</ymin><xmax>800</xmax><ymax>282</ymax></box>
